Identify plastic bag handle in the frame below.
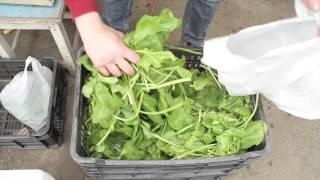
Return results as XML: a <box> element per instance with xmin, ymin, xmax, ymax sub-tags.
<box><xmin>24</xmin><ymin>56</ymin><xmax>51</xmax><ymax>87</ymax></box>
<box><xmin>32</xmin><ymin>58</ymin><xmax>51</xmax><ymax>87</ymax></box>
<box><xmin>23</xmin><ymin>57</ymin><xmax>34</xmax><ymax>73</ymax></box>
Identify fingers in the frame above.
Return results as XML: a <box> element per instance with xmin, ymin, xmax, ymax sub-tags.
<box><xmin>103</xmin><ymin>60</ymin><xmax>135</xmax><ymax>77</ymax></box>
<box><xmin>97</xmin><ymin>66</ymin><xmax>110</xmax><ymax>76</ymax></box>
<box><xmin>116</xmin><ymin>31</ymin><xmax>124</xmax><ymax>39</ymax></box>
<box><xmin>84</xmin><ymin>26</ymin><xmax>139</xmax><ymax>77</ymax></box>
<box><xmin>123</xmin><ymin>46</ymin><xmax>140</xmax><ymax>64</ymax></box>
<box><xmin>98</xmin><ymin>60</ymin><xmax>135</xmax><ymax>77</ymax></box>
<box><xmin>304</xmin><ymin>0</ymin><xmax>320</xmax><ymax>10</ymax></box>
<box><xmin>116</xmin><ymin>58</ymin><xmax>135</xmax><ymax>76</ymax></box>
<box><xmin>106</xmin><ymin>64</ymin><xmax>122</xmax><ymax>77</ymax></box>
<box><xmin>111</xmin><ymin>29</ymin><xmax>125</xmax><ymax>39</ymax></box>
<box><xmin>93</xmin><ymin>46</ymin><xmax>138</xmax><ymax>77</ymax></box>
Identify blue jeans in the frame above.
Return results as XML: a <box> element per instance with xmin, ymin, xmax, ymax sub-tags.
<box><xmin>100</xmin><ymin>0</ymin><xmax>220</xmax><ymax>47</ymax></box>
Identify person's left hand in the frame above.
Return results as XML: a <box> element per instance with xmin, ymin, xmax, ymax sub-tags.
<box><xmin>303</xmin><ymin>0</ymin><xmax>320</xmax><ymax>10</ymax></box>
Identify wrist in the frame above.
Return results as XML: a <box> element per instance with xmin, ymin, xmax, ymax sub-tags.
<box><xmin>75</xmin><ymin>12</ymin><xmax>111</xmax><ymax>41</ymax></box>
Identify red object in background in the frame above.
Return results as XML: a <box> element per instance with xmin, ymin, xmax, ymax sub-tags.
<box><xmin>65</xmin><ymin>0</ymin><xmax>97</xmax><ymax>18</ymax></box>
<box><xmin>66</xmin><ymin>0</ymin><xmax>158</xmax><ymax>18</ymax></box>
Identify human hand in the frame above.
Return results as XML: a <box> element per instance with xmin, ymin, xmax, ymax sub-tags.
<box><xmin>75</xmin><ymin>12</ymin><xmax>139</xmax><ymax>77</ymax></box>
<box><xmin>303</xmin><ymin>0</ymin><xmax>320</xmax><ymax>10</ymax></box>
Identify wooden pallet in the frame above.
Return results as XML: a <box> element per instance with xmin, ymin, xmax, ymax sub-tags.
<box><xmin>0</xmin><ymin>0</ymin><xmax>54</xmax><ymax>6</ymax></box>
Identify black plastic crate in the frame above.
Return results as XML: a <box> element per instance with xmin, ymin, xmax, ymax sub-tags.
<box><xmin>0</xmin><ymin>58</ymin><xmax>67</xmax><ymax>149</ymax></box>
<box><xmin>71</xmin><ymin>49</ymin><xmax>271</xmax><ymax>179</ymax></box>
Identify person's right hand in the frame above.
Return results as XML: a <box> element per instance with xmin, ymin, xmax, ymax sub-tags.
<box><xmin>75</xmin><ymin>12</ymin><xmax>140</xmax><ymax>77</ymax></box>
<box><xmin>303</xmin><ymin>0</ymin><xmax>320</xmax><ymax>10</ymax></box>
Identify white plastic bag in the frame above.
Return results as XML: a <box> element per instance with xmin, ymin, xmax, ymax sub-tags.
<box><xmin>0</xmin><ymin>56</ymin><xmax>52</xmax><ymax>131</ymax></box>
<box><xmin>0</xmin><ymin>170</ymin><xmax>55</xmax><ymax>180</ymax></box>
<box><xmin>201</xmin><ymin>0</ymin><xmax>320</xmax><ymax>119</ymax></box>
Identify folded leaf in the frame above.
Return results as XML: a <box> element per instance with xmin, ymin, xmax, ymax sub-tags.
<box><xmin>240</xmin><ymin>120</ymin><xmax>267</xmax><ymax>150</ymax></box>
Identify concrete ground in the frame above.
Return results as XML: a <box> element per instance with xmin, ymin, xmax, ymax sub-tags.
<box><xmin>1</xmin><ymin>0</ymin><xmax>320</xmax><ymax>180</ymax></box>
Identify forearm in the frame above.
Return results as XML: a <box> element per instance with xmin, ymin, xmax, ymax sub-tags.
<box><xmin>75</xmin><ymin>12</ymin><xmax>105</xmax><ymax>42</ymax></box>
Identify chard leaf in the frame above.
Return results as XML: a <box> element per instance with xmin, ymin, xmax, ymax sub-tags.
<box><xmin>142</xmin><ymin>94</ymin><xmax>164</xmax><ymax>125</ymax></box>
<box><xmin>87</xmin><ymin>129</ymin><xmax>108</xmax><ymax>146</ymax></box>
<box><xmin>195</xmin><ymin>84</ymin><xmax>222</xmax><ymax>108</ymax></box>
<box><xmin>77</xmin><ymin>55</ymin><xmax>94</xmax><ymax>72</ymax></box>
<box><xmin>137</xmin><ymin>50</ymin><xmax>176</xmax><ymax>71</ymax></box>
<box><xmin>167</xmin><ymin>99</ymin><xmax>193</xmax><ymax>130</ymax></box>
<box><xmin>193</xmin><ymin>75</ymin><xmax>210</xmax><ymax>91</ymax></box>
<box><xmin>240</xmin><ymin>120</ymin><xmax>267</xmax><ymax>150</ymax></box>
<box><xmin>91</xmin><ymin>83</ymin><xmax>122</xmax><ymax>128</ymax></box>
<box><xmin>97</xmin><ymin>74</ymin><xmax>118</xmax><ymax>84</ymax></box>
<box><xmin>121</xmin><ymin>141</ymin><xmax>145</xmax><ymax>160</ymax></box>
<box><xmin>176</xmin><ymin>67</ymin><xmax>192</xmax><ymax>79</ymax></box>
<box><xmin>126</xmin><ymin>8</ymin><xmax>181</xmax><ymax>50</ymax></box>
<box><xmin>82</xmin><ymin>81</ymin><xmax>94</xmax><ymax>98</ymax></box>
<box><xmin>218</xmin><ymin>96</ymin><xmax>251</xmax><ymax>118</ymax></box>
<box><xmin>215</xmin><ymin>128</ymin><xmax>242</xmax><ymax>156</ymax></box>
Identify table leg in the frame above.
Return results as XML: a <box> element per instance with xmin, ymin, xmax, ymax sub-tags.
<box><xmin>49</xmin><ymin>22</ymin><xmax>75</xmax><ymax>72</ymax></box>
<box><xmin>0</xmin><ymin>34</ymin><xmax>16</xmax><ymax>58</ymax></box>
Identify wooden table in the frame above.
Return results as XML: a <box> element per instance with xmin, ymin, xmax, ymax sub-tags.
<box><xmin>0</xmin><ymin>0</ymin><xmax>76</xmax><ymax>72</ymax></box>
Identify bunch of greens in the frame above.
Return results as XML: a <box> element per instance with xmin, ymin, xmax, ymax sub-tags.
<box><xmin>79</xmin><ymin>9</ymin><xmax>267</xmax><ymax>160</ymax></box>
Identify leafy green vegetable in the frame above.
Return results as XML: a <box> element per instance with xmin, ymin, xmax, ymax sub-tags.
<box><xmin>240</xmin><ymin>120</ymin><xmax>267</xmax><ymax>150</ymax></box>
<box><xmin>193</xmin><ymin>74</ymin><xmax>210</xmax><ymax>91</ymax></box>
<box><xmin>121</xmin><ymin>141</ymin><xmax>145</xmax><ymax>160</ymax></box>
<box><xmin>215</xmin><ymin>128</ymin><xmax>241</xmax><ymax>156</ymax></box>
<box><xmin>80</xmin><ymin>9</ymin><xmax>267</xmax><ymax>160</ymax></box>
<box><xmin>125</xmin><ymin>9</ymin><xmax>181</xmax><ymax>51</ymax></box>
<box><xmin>168</xmin><ymin>108</ymin><xmax>193</xmax><ymax>130</ymax></box>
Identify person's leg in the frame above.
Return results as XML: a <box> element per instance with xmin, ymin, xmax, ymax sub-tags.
<box><xmin>100</xmin><ymin>0</ymin><xmax>133</xmax><ymax>32</ymax></box>
<box><xmin>182</xmin><ymin>0</ymin><xmax>220</xmax><ymax>48</ymax></box>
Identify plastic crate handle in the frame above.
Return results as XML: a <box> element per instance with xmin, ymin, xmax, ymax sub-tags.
<box><xmin>52</xmin><ymin>86</ymin><xmax>58</xmax><ymax>109</ymax></box>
